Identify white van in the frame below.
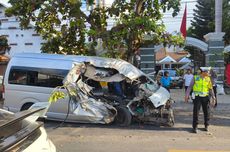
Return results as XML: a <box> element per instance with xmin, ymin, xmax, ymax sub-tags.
<box><xmin>3</xmin><ymin>53</ymin><xmax>89</xmax><ymax>121</ymax></box>
<box><xmin>3</xmin><ymin>53</ymin><xmax>174</xmax><ymax>126</ymax></box>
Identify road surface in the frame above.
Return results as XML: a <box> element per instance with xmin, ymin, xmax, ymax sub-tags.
<box><xmin>44</xmin><ymin>89</ymin><xmax>230</xmax><ymax>152</ymax></box>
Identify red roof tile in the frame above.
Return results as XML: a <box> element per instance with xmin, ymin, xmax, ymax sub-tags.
<box><xmin>0</xmin><ymin>55</ymin><xmax>9</xmax><ymax>62</ymax></box>
<box><xmin>155</xmin><ymin>48</ymin><xmax>189</xmax><ymax>62</ymax></box>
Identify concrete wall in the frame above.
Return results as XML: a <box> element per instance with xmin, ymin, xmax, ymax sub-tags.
<box><xmin>0</xmin><ymin>5</ymin><xmax>44</xmax><ymax>57</ymax></box>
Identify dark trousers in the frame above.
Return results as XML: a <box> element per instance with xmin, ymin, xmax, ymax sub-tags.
<box><xmin>185</xmin><ymin>86</ymin><xmax>188</xmax><ymax>92</ymax></box>
<box><xmin>185</xmin><ymin>86</ymin><xmax>192</xmax><ymax>95</ymax></box>
<box><xmin>213</xmin><ymin>85</ymin><xmax>217</xmax><ymax>106</ymax></box>
<box><xmin>192</xmin><ymin>96</ymin><xmax>210</xmax><ymax>129</ymax></box>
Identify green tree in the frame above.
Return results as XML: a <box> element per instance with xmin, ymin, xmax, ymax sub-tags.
<box><xmin>88</xmin><ymin>0</ymin><xmax>184</xmax><ymax>60</ymax></box>
<box><xmin>5</xmin><ymin>0</ymin><xmax>183</xmax><ymax>58</ymax></box>
<box><xmin>189</xmin><ymin>0</ymin><xmax>215</xmax><ymax>40</ymax></box>
<box><xmin>190</xmin><ymin>0</ymin><xmax>230</xmax><ymax>44</ymax></box>
<box><xmin>222</xmin><ymin>1</ymin><xmax>230</xmax><ymax>44</ymax></box>
<box><xmin>5</xmin><ymin>0</ymin><xmax>94</xmax><ymax>55</ymax></box>
<box><xmin>0</xmin><ymin>36</ymin><xmax>10</xmax><ymax>55</ymax></box>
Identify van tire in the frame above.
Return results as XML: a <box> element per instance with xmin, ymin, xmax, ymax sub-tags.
<box><xmin>115</xmin><ymin>106</ymin><xmax>132</xmax><ymax>127</ymax></box>
<box><xmin>20</xmin><ymin>103</ymin><xmax>34</xmax><ymax>111</ymax></box>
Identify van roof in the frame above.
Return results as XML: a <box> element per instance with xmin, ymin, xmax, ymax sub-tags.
<box><xmin>13</xmin><ymin>53</ymin><xmax>109</xmax><ymax>61</ymax></box>
<box><xmin>12</xmin><ymin>53</ymin><xmax>145</xmax><ymax>80</ymax></box>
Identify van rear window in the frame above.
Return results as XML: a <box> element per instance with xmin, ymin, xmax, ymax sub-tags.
<box><xmin>8</xmin><ymin>66</ymin><xmax>68</xmax><ymax>88</ymax></box>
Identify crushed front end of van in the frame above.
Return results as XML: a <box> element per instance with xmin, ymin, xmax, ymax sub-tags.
<box><xmin>52</xmin><ymin>57</ymin><xmax>175</xmax><ymax>126</ymax></box>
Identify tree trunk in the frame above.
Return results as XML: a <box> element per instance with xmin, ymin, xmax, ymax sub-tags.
<box><xmin>135</xmin><ymin>0</ymin><xmax>144</xmax><ymax>15</ymax></box>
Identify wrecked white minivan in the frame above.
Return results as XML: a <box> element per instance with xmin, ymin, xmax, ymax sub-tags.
<box><xmin>4</xmin><ymin>53</ymin><xmax>174</xmax><ymax>126</ymax></box>
<box><xmin>59</xmin><ymin>56</ymin><xmax>175</xmax><ymax>126</ymax></box>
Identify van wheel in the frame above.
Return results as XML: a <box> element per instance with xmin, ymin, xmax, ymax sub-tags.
<box><xmin>20</xmin><ymin>103</ymin><xmax>34</xmax><ymax>111</ymax></box>
<box><xmin>115</xmin><ymin>106</ymin><xmax>132</xmax><ymax>127</ymax></box>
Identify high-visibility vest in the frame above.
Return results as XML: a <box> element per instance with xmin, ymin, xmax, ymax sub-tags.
<box><xmin>193</xmin><ymin>75</ymin><xmax>212</xmax><ymax>97</ymax></box>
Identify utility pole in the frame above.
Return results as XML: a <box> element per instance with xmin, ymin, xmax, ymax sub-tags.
<box><xmin>215</xmin><ymin>0</ymin><xmax>223</xmax><ymax>33</ymax></box>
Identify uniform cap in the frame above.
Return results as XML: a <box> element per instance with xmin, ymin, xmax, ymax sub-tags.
<box><xmin>200</xmin><ymin>67</ymin><xmax>211</xmax><ymax>72</ymax></box>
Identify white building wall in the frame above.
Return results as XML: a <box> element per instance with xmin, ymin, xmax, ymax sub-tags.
<box><xmin>0</xmin><ymin>5</ymin><xmax>44</xmax><ymax>57</ymax></box>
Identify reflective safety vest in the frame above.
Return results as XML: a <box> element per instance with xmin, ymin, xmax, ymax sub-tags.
<box><xmin>193</xmin><ymin>75</ymin><xmax>212</xmax><ymax>97</ymax></box>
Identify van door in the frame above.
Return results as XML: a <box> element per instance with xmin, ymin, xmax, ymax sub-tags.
<box><xmin>5</xmin><ymin>66</ymin><xmax>70</xmax><ymax>118</ymax></box>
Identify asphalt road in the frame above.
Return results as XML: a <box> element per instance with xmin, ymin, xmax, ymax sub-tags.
<box><xmin>0</xmin><ymin>89</ymin><xmax>229</xmax><ymax>152</ymax></box>
<box><xmin>44</xmin><ymin>89</ymin><xmax>230</xmax><ymax>152</ymax></box>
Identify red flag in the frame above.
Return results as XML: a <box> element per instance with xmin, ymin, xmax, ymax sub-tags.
<box><xmin>180</xmin><ymin>4</ymin><xmax>187</xmax><ymax>38</ymax></box>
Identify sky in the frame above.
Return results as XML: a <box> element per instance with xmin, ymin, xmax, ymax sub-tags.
<box><xmin>1</xmin><ymin>0</ymin><xmax>196</xmax><ymax>33</ymax></box>
<box><xmin>162</xmin><ymin>0</ymin><xmax>197</xmax><ymax>33</ymax></box>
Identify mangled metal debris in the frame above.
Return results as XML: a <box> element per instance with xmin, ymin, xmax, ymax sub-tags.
<box><xmin>53</xmin><ymin>57</ymin><xmax>175</xmax><ymax>126</ymax></box>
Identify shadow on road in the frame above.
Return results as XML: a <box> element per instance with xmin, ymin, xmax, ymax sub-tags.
<box><xmin>173</xmin><ymin>102</ymin><xmax>230</xmax><ymax>127</ymax></box>
<box><xmin>44</xmin><ymin>119</ymin><xmax>193</xmax><ymax>133</ymax></box>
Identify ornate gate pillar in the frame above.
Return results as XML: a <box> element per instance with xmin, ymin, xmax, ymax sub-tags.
<box><xmin>204</xmin><ymin>33</ymin><xmax>225</xmax><ymax>83</ymax></box>
<box><xmin>203</xmin><ymin>0</ymin><xmax>225</xmax><ymax>83</ymax></box>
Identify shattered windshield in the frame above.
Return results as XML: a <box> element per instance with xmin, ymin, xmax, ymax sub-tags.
<box><xmin>145</xmin><ymin>76</ymin><xmax>159</xmax><ymax>92</ymax></box>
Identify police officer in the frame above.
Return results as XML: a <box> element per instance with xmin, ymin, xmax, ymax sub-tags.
<box><xmin>185</xmin><ymin>67</ymin><xmax>216</xmax><ymax>133</ymax></box>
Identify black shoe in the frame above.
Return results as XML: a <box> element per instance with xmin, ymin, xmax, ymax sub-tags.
<box><xmin>192</xmin><ymin>128</ymin><xmax>198</xmax><ymax>133</ymax></box>
<box><xmin>204</xmin><ymin>126</ymin><xmax>209</xmax><ymax>132</ymax></box>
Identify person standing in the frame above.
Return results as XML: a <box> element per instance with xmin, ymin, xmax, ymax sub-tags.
<box><xmin>156</xmin><ymin>71</ymin><xmax>163</xmax><ymax>85</ymax></box>
<box><xmin>185</xmin><ymin>68</ymin><xmax>216</xmax><ymax>133</ymax></box>
<box><xmin>183</xmin><ymin>69</ymin><xmax>194</xmax><ymax>96</ymax></box>
<box><xmin>210</xmin><ymin>69</ymin><xmax>218</xmax><ymax>107</ymax></box>
<box><xmin>160</xmin><ymin>71</ymin><xmax>172</xmax><ymax>92</ymax></box>
<box><xmin>132</xmin><ymin>50</ymin><xmax>141</xmax><ymax>69</ymax></box>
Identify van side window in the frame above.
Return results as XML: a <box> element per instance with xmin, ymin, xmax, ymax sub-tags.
<box><xmin>8</xmin><ymin>66</ymin><xmax>68</xmax><ymax>88</ymax></box>
<box><xmin>9</xmin><ymin>70</ymin><xmax>27</xmax><ymax>85</ymax></box>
